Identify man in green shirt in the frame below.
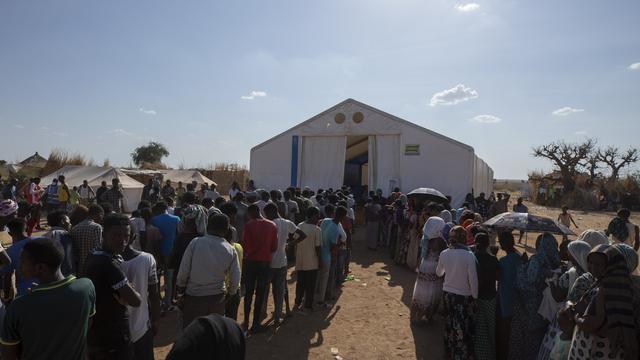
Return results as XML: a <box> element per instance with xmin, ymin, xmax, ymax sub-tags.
<box><xmin>0</xmin><ymin>238</ymin><xmax>96</xmax><ymax>360</ymax></box>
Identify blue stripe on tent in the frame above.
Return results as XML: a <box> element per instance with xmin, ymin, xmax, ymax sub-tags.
<box><xmin>290</xmin><ymin>136</ymin><xmax>299</xmax><ymax>186</ymax></box>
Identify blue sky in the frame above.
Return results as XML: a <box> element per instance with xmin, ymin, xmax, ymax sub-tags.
<box><xmin>1</xmin><ymin>0</ymin><xmax>638</xmax><ymax>179</ymax></box>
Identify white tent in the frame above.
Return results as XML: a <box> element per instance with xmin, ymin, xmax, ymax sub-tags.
<box><xmin>120</xmin><ymin>169</ymin><xmax>217</xmax><ymax>187</ymax></box>
<box><xmin>41</xmin><ymin>165</ymin><xmax>144</xmax><ymax>212</ymax></box>
<box><xmin>250</xmin><ymin>99</ymin><xmax>494</xmax><ymax>207</ymax></box>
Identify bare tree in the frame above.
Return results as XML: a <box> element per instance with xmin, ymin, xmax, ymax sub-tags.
<box><xmin>597</xmin><ymin>146</ymin><xmax>639</xmax><ymax>182</ymax></box>
<box><xmin>581</xmin><ymin>154</ymin><xmax>601</xmax><ymax>181</ymax></box>
<box><xmin>532</xmin><ymin>139</ymin><xmax>596</xmax><ymax>192</ymax></box>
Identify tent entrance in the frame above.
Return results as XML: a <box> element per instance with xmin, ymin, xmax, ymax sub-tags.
<box><xmin>344</xmin><ymin>135</ymin><xmax>369</xmax><ymax>199</ymax></box>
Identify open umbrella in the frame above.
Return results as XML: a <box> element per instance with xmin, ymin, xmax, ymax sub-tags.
<box><xmin>406</xmin><ymin>188</ymin><xmax>448</xmax><ymax>204</ymax></box>
<box><xmin>483</xmin><ymin>212</ymin><xmax>576</xmax><ymax>236</ymax></box>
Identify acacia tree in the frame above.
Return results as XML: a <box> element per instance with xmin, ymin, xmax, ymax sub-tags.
<box><xmin>131</xmin><ymin>142</ymin><xmax>169</xmax><ymax>167</ymax></box>
<box><xmin>532</xmin><ymin>139</ymin><xmax>596</xmax><ymax>192</ymax></box>
<box><xmin>597</xmin><ymin>146</ymin><xmax>639</xmax><ymax>182</ymax></box>
<box><xmin>581</xmin><ymin>154</ymin><xmax>601</xmax><ymax>181</ymax></box>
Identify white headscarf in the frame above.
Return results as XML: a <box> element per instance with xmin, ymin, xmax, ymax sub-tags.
<box><xmin>567</xmin><ymin>240</ymin><xmax>591</xmax><ymax>273</ymax></box>
<box><xmin>423</xmin><ymin>217</ymin><xmax>446</xmax><ymax>240</ymax></box>
<box><xmin>439</xmin><ymin>210</ymin><xmax>452</xmax><ymax>224</ymax></box>
<box><xmin>577</xmin><ymin>229</ymin><xmax>608</xmax><ymax>249</ymax></box>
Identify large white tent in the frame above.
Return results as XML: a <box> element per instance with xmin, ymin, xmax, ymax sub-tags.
<box><xmin>250</xmin><ymin>99</ymin><xmax>494</xmax><ymax>206</ymax></box>
<box><xmin>41</xmin><ymin>165</ymin><xmax>144</xmax><ymax>212</ymax></box>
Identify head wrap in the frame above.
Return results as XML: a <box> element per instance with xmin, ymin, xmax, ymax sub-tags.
<box><xmin>535</xmin><ymin>233</ymin><xmax>561</xmax><ymax>269</ymax></box>
<box><xmin>167</xmin><ymin>314</ymin><xmax>245</xmax><ymax>360</ymax></box>
<box><xmin>567</xmin><ymin>240</ymin><xmax>591</xmax><ymax>273</ymax></box>
<box><xmin>423</xmin><ymin>217</ymin><xmax>446</xmax><ymax>240</ymax></box>
<box><xmin>0</xmin><ymin>199</ymin><xmax>18</xmax><ymax>217</ymax></box>
<box><xmin>612</xmin><ymin>243</ymin><xmax>638</xmax><ymax>274</ymax></box>
<box><xmin>439</xmin><ymin>210</ymin><xmax>452</xmax><ymax>224</ymax></box>
<box><xmin>577</xmin><ymin>229</ymin><xmax>609</xmax><ymax>249</ymax></box>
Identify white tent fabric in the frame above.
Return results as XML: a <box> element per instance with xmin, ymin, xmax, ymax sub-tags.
<box><xmin>373</xmin><ymin>135</ymin><xmax>401</xmax><ymax>195</ymax></box>
<box><xmin>299</xmin><ymin>136</ymin><xmax>346</xmax><ymax>190</ymax></box>
<box><xmin>41</xmin><ymin>165</ymin><xmax>144</xmax><ymax>212</ymax></box>
<box><xmin>159</xmin><ymin>170</ymin><xmax>216</xmax><ymax>187</ymax></box>
<box><xmin>472</xmin><ymin>155</ymin><xmax>494</xmax><ymax>196</ymax></box>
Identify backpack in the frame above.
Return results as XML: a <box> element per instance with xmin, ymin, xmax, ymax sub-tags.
<box><xmin>607</xmin><ymin>217</ymin><xmax>629</xmax><ymax>241</ymax></box>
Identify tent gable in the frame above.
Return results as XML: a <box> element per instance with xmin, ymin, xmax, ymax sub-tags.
<box><xmin>251</xmin><ymin>98</ymin><xmax>473</xmax><ymax>153</ymax></box>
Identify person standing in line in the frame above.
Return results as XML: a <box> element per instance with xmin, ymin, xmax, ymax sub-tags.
<box><xmin>71</xmin><ymin>204</ymin><xmax>104</xmax><ymax>277</ymax></box>
<box><xmin>241</xmin><ymin>204</ymin><xmax>277</xmax><ymax>334</ymax></box>
<box><xmin>95</xmin><ymin>181</ymin><xmax>108</xmax><ymax>204</ymax></box>
<box><xmin>293</xmin><ymin>207</ymin><xmax>322</xmax><ymax>312</ymax></box>
<box><xmin>121</xmin><ymin>237</ymin><xmax>161</xmax><ymax>360</ymax></box>
<box><xmin>233</xmin><ymin>193</ymin><xmax>249</xmax><ymax>243</ymax></box>
<box><xmin>473</xmin><ymin>232</ymin><xmax>499</xmax><ymax>360</ymax></box>
<box><xmin>151</xmin><ymin>202</ymin><xmax>181</xmax><ymax>312</ymax></box>
<box><xmin>218</xmin><ymin>202</ymin><xmax>244</xmax><ymax>321</ymax></box>
<box><xmin>100</xmin><ymin>179</ymin><xmax>124</xmax><ymax>214</ymax></box>
<box><xmin>78</xmin><ymin>180</ymin><xmax>95</xmax><ymax>207</ymax></box>
<box><xmin>86</xmin><ymin>213</ymin><xmax>142</xmax><ymax>360</ymax></box>
<box><xmin>57</xmin><ymin>175</ymin><xmax>71</xmax><ymax>212</ymax></box>
<box><xmin>26</xmin><ymin>177</ymin><xmax>44</xmax><ymax>234</ymax></box>
<box><xmin>176</xmin><ymin>214</ymin><xmax>240</xmax><ymax>329</ymax></box>
<box><xmin>263</xmin><ymin>203</ymin><xmax>306</xmax><ymax>326</ymax></box>
<box><xmin>496</xmin><ymin>232</ymin><xmax>522</xmax><ymax>360</ymax></box>
<box><xmin>0</xmin><ymin>238</ymin><xmax>96</xmax><ymax>360</ymax></box>
<box><xmin>43</xmin><ymin>210</ymin><xmax>74</xmax><ymax>276</ymax></box>
<box><xmin>436</xmin><ymin>226</ymin><xmax>479</xmax><ymax>360</ymax></box>
<box><xmin>512</xmin><ymin>197</ymin><xmax>528</xmax><ymax>243</ymax></box>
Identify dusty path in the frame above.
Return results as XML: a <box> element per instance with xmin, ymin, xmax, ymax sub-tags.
<box><xmin>153</xmin><ymin>225</ymin><xmax>444</xmax><ymax>359</ymax></box>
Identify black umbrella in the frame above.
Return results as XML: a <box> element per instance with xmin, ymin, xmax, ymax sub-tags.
<box><xmin>406</xmin><ymin>188</ymin><xmax>448</xmax><ymax>204</ymax></box>
<box><xmin>483</xmin><ymin>212</ymin><xmax>576</xmax><ymax>236</ymax></box>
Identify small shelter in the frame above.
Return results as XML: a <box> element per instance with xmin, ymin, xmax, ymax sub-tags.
<box><xmin>41</xmin><ymin>165</ymin><xmax>144</xmax><ymax>212</ymax></box>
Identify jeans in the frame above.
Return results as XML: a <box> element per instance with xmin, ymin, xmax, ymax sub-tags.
<box><xmin>243</xmin><ymin>260</ymin><xmax>270</xmax><ymax>328</ymax></box>
<box><xmin>163</xmin><ymin>268</ymin><xmax>174</xmax><ymax>308</ymax></box>
<box><xmin>225</xmin><ymin>292</ymin><xmax>241</xmax><ymax>321</ymax></box>
<box><xmin>295</xmin><ymin>269</ymin><xmax>318</xmax><ymax>309</ymax></box>
<box><xmin>269</xmin><ymin>266</ymin><xmax>287</xmax><ymax>320</ymax></box>
<box><xmin>314</xmin><ymin>262</ymin><xmax>331</xmax><ymax>304</ymax></box>
<box><xmin>336</xmin><ymin>248</ymin><xmax>348</xmax><ymax>286</ymax></box>
<box><xmin>133</xmin><ymin>329</ymin><xmax>155</xmax><ymax>360</ymax></box>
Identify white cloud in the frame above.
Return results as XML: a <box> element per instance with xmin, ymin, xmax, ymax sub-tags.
<box><xmin>109</xmin><ymin>128</ymin><xmax>133</xmax><ymax>136</ymax></box>
<box><xmin>628</xmin><ymin>62</ymin><xmax>640</xmax><ymax>71</ymax></box>
<box><xmin>470</xmin><ymin>114</ymin><xmax>502</xmax><ymax>124</ymax></box>
<box><xmin>241</xmin><ymin>90</ymin><xmax>267</xmax><ymax>100</ymax></box>
<box><xmin>574</xmin><ymin>130</ymin><xmax>588</xmax><ymax>135</ymax></box>
<box><xmin>552</xmin><ymin>106</ymin><xmax>585</xmax><ymax>117</ymax></box>
<box><xmin>139</xmin><ymin>107</ymin><xmax>157</xmax><ymax>115</ymax></box>
<box><xmin>455</xmin><ymin>3</ymin><xmax>480</xmax><ymax>12</ymax></box>
<box><xmin>430</xmin><ymin>84</ymin><xmax>479</xmax><ymax>106</ymax></box>
<box><xmin>13</xmin><ymin>124</ymin><xmax>24</xmax><ymax>129</ymax></box>
<box><xmin>52</xmin><ymin>131</ymin><xmax>68</xmax><ymax>137</ymax></box>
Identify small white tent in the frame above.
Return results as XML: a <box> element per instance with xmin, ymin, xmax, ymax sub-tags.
<box><xmin>250</xmin><ymin>99</ymin><xmax>494</xmax><ymax>206</ymax></box>
<box><xmin>41</xmin><ymin>165</ymin><xmax>144</xmax><ymax>212</ymax></box>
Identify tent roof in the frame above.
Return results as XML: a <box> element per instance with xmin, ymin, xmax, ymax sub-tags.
<box><xmin>41</xmin><ymin>165</ymin><xmax>144</xmax><ymax>188</ymax></box>
<box><xmin>20</xmin><ymin>152</ymin><xmax>47</xmax><ymax>166</ymax></box>
<box><xmin>120</xmin><ymin>169</ymin><xmax>217</xmax><ymax>186</ymax></box>
<box><xmin>251</xmin><ymin>98</ymin><xmax>474</xmax><ymax>153</ymax></box>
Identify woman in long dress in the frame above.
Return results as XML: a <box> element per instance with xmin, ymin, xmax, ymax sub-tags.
<box><xmin>410</xmin><ymin>217</ymin><xmax>447</xmax><ymax>324</ymax></box>
<box><xmin>364</xmin><ymin>197</ymin><xmax>382</xmax><ymax>250</ymax></box>
<box><xmin>568</xmin><ymin>244</ymin><xmax>639</xmax><ymax>360</ymax></box>
<box><xmin>406</xmin><ymin>201</ymin><xmax>422</xmax><ymax>269</ymax></box>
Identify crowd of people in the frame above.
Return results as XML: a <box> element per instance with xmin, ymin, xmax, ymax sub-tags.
<box><xmin>0</xmin><ymin>176</ymin><xmax>358</xmax><ymax>359</ymax></box>
<box><xmin>1</xmin><ymin>173</ymin><xmax>640</xmax><ymax>360</ymax></box>
<box><xmin>362</xmin><ymin>188</ymin><xmax>639</xmax><ymax>360</ymax></box>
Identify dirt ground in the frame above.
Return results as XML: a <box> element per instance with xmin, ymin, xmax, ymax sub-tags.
<box><xmin>1</xmin><ymin>201</ymin><xmax>638</xmax><ymax>360</ymax></box>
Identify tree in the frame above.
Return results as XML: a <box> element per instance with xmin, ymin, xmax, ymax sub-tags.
<box><xmin>532</xmin><ymin>139</ymin><xmax>596</xmax><ymax>192</ymax></box>
<box><xmin>597</xmin><ymin>146</ymin><xmax>639</xmax><ymax>182</ymax></box>
<box><xmin>131</xmin><ymin>142</ymin><xmax>169</xmax><ymax>167</ymax></box>
<box><xmin>581</xmin><ymin>154</ymin><xmax>601</xmax><ymax>181</ymax></box>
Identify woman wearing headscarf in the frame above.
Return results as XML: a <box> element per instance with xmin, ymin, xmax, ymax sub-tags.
<box><xmin>568</xmin><ymin>244</ymin><xmax>639</xmax><ymax>360</ymax></box>
<box><xmin>508</xmin><ymin>233</ymin><xmax>560</xmax><ymax>360</ymax></box>
<box><xmin>577</xmin><ymin>229</ymin><xmax>609</xmax><ymax>249</ymax></box>
<box><xmin>410</xmin><ymin>217</ymin><xmax>447</xmax><ymax>324</ymax></box>
<box><xmin>538</xmin><ymin>240</ymin><xmax>592</xmax><ymax>360</ymax></box>
<box><xmin>405</xmin><ymin>200</ymin><xmax>422</xmax><ymax>270</ymax></box>
<box><xmin>612</xmin><ymin>243</ymin><xmax>640</xmax><ymax>354</ymax></box>
<box><xmin>439</xmin><ymin>210</ymin><xmax>452</xmax><ymax>224</ymax></box>
<box><xmin>437</xmin><ymin>226</ymin><xmax>478</xmax><ymax>359</ymax></box>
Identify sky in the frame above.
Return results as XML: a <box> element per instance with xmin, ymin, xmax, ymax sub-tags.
<box><xmin>1</xmin><ymin>0</ymin><xmax>639</xmax><ymax>179</ymax></box>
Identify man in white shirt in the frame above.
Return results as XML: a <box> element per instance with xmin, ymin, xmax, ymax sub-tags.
<box><xmin>78</xmin><ymin>180</ymin><xmax>95</xmax><ymax>206</ymax></box>
<box><xmin>176</xmin><ymin>214</ymin><xmax>240</xmax><ymax>329</ymax></box>
<box><xmin>121</xmin><ymin>242</ymin><xmax>161</xmax><ymax>360</ymax></box>
<box><xmin>436</xmin><ymin>225</ymin><xmax>478</xmax><ymax>358</ymax></box>
<box><xmin>203</xmin><ymin>184</ymin><xmax>220</xmax><ymax>201</ymax></box>
<box><xmin>264</xmin><ymin>203</ymin><xmax>306</xmax><ymax>326</ymax></box>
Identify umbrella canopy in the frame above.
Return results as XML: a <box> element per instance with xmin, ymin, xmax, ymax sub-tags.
<box><xmin>483</xmin><ymin>212</ymin><xmax>576</xmax><ymax>236</ymax></box>
<box><xmin>406</xmin><ymin>188</ymin><xmax>448</xmax><ymax>204</ymax></box>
